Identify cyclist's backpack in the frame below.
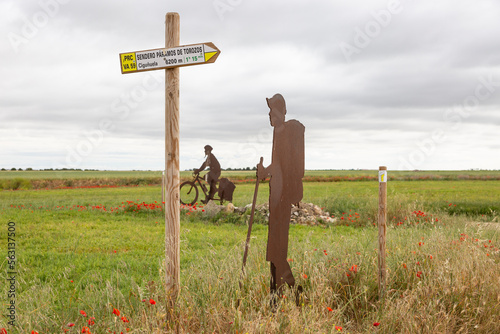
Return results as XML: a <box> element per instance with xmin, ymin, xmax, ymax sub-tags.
<box><xmin>218</xmin><ymin>178</ymin><xmax>236</xmax><ymax>203</ymax></box>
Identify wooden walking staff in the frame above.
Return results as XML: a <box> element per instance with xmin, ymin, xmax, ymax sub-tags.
<box><xmin>241</xmin><ymin>157</ymin><xmax>264</xmax><ymax>276</ymax></box>
<box><xmin>378</xmin><ymin>166</ymin><xmax>387</xmax><ymax>298</ymax></box>
<box><xmin>238</xmin><ymin>157</ymin><xmax>263</xmax><ymax>306</ymax></box>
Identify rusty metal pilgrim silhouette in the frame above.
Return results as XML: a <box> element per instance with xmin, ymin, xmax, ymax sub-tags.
<box><xmin>257</xmin><ymin>93</ymin><xmax>305</xmax><ymax>297</ymax></box>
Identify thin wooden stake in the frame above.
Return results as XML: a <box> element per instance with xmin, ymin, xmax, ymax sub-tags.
<box><xmin>164</xmin><ymin>12</ymin><xmax>180</xmax><ymax>309</ymax></box>
<box><xmin>378</xmin><ymin>166</ymin><xmax>387</xmax><ymax>298</ymax></box>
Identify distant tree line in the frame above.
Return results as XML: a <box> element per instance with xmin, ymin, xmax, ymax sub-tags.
<box><xmin>0</xmin><ymin>168</ymin><xmax>99</xmax><ymax>171</ymax></box>
<box><xmin>185</xmin><ymin>167</ymin><xmax>257</xmax><ymax>171</ymax></box>
<box><xmin>224</xmin><ymin>167</ymin><xmax>257</xmax><ymax>171</ymax></box>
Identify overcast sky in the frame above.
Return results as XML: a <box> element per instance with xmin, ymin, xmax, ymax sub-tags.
<box><xmin>1</xmin><ymin>0</ymin><xmax>499</xmax><ymax>171</ymax></box>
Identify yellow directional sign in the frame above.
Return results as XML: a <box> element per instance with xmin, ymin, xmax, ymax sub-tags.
<box><xmin>119</xmin><ymin>42</ymin><xmax>220</xmax><ymax>74</ymax></box>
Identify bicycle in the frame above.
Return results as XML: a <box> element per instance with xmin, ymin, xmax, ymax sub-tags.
<box><xmin>179</xmin><ymin>172</ymin><xmax>235</xmax><ymax>206</ymax></box>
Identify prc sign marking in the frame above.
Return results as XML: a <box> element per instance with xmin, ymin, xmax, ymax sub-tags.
<box><xmin>120</xmin><ymin>42</ymin><xmax>220</xmax><ymax>74</ymax></box>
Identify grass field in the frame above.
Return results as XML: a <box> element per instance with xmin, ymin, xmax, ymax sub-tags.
<box><xmin>0</xmin><ymin>171</ymin><xmax>499</xmax><ymax>333</ymax></box>
<box><xmin>2</xmin><ymin>169</ymin><xmax>500</xmax><ymax>180</ymax></box>
<box><xmin>2</xmin><ymin>169</ymin><xmax>500</xmax><ymax>191</ymax></box>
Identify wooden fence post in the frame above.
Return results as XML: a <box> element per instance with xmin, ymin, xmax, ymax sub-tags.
<box><xmin>378</xmin><ymin>166</ymin><xmax>387</xmax><ymax>298</ymax></box>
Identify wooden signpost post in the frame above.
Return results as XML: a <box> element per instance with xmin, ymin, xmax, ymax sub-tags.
<box><xmin>378</xmin><ymin>166</ymin><xmax>387</xmax><ymax>298</ymax></box>
<box><xmin>119</xmin><ymin>12</ymin><xmax>220</xmax><ymax>310</ymax></box>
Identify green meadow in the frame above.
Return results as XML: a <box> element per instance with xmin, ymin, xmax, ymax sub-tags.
<box><xmin>0</xmin><ymin>171</ymin><xmax>499</xmax><ymax>333</ymax></box>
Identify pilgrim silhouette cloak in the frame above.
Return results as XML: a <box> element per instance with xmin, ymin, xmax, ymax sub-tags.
<box><xmin>266</xmin><ymin>119</ymin><xmax>305</xmax><ymax>288</ymax></box>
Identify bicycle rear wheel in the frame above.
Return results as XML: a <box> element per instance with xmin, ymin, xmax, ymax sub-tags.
<box><xmin>179</xmin><ymin>181</ymin><xmax>199</xmax><ymax>206</ymax></box>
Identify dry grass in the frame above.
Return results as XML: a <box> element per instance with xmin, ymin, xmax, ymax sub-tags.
<box><xmin>40</xmin><ymin>216</ymin><xmax>494</xmax><ymax>334</ymax></box>
<box><xmin>169</xmin><ymin>221</ymin><xmax>498</xmax><ymax>333</ymax></box>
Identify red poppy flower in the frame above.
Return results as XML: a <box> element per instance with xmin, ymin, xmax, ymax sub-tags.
<box><xmin>416</xmin><ymin>271</ymin><xmax>422</xmax><ymax>278</ymax></box>
<box><xmin>87</xmin><ymin>317</ymin><xmax>95</xmax><ymax>326</ymax></box>
<box><xmin>79</xmin><ymin>310</ymin><xmax>87</xmax><ymax>317</ymax></box>
<box><xmin>1</xmin><ymin>328</ymin><xmax>7</xmax><ymax>334</ymax></box>
<box><xmin>327</xmin><ymin>307</ymin><xmax>333</xmax><ymax>312</ymax></box>
<box><xmin>112</xmin><ymin>308</ymin><xmax>120</xmax><ymax>316</ymax></box>
<box><xmin>81</xmin><ymin>327</ymin><xmax>91</xmax><ymax>334</ymax></box>
<box><xmin>149</xmin><ymin>299</ymin><xmax>156</xmax><ymax>305</ymax></box>
<box><xmin>67</xmin><ymin>323</ymin><xmax>75</xmax><ymax>327</ymax></box>
<box><xmin>121</xmin><ymin>316</ymin><xmax>129</xmax><ymax>323</ymax></box>
<box><xmin>32</xmin><ymin>331</ymin><xmax>39</xmax><ymax>334</ymax></box>
<box><xmin>335</xmin><ymin>326</ymin><xmax>342</xmax><ymax>331</ymax></box>
<box><xmin>373</xmin><ymin>322</ymin><xmax>380</xmax><ymax>326</ymax></box>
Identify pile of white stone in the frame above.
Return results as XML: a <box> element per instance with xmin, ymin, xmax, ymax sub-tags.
<box><xmin>203</xmin><ymin>201</ymin><xmax>337</xmax><ymax>225</ymax></box>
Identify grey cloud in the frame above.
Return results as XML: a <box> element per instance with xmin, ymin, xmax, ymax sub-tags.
<box><xmin>2</xmin><ymin>0</ymin><xmax>500</xmax><ymax>170</ymax></box>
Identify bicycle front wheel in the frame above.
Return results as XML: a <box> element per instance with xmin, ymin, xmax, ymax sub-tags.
<box><xmin>179</xmin><ymin>181</ymin><xmax>199</xmax><ymax>206</ymax></box>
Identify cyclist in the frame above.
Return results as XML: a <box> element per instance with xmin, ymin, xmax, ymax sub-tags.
<box><xmin>194</xmin><ymin>145</ymin><xmax>221</xmax><ymax>204</ymax></box>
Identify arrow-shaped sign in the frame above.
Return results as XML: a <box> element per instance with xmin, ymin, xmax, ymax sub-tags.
<box><xmin>119</xmin><ymin>42</ymin><xmax>220</xmax><ymax>74</ymax></box>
